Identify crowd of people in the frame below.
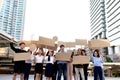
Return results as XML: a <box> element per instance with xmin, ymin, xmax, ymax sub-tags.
<box><xmin>10</xmin><ymin>39</ymin><xmax>105</xmax><ymax>80</ymax></box>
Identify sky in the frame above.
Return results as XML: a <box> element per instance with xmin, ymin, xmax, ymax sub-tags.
<box><xmin>24</xmin><ymin>0</ymin><xmax>91</xmax><ymax>42</ymax></box>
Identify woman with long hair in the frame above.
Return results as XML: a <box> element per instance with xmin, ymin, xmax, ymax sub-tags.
<box><xmin>34</xmin><ymin>48</ymin><xmax>44</xmax><ymax>80</ymax></box>
<box><xmin>45</xmin><ymin>50</ymin><xmax>55</xmax><ymax>80</ymax></box>
<box><xmin>91</xmin><ymin>49</ymin><xmax>104</xmax><ymax>80</ymax></box>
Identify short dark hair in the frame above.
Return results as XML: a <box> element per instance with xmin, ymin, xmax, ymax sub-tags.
<box><xmin>60</xmin><ymin>44</ymin><xmax>65</xmax><ymax>48</ymax></box>
<box><xmin>19</xmin><ymin>42</ymin><xmax>25</xmax><ymax>46</ymax></box>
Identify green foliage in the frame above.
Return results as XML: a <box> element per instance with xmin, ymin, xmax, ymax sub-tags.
<box><xmin>105</xmin><ymin>56</ymin><xmax>113</xmax><ymax>62</ymax></box>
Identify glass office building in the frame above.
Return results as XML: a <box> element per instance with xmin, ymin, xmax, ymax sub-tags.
<box><xmin>90</xmin><ymin>0</ymin><xmax>120</xmax><ymax>54</ymax></box>
<box><xmin>105</xmin><ymin>0</ymin><xmax>120</xmax><ymax>54</ymax></box>
<box><xmin>89</xmin><ymin>0</ymin><xmax>106</xmax><ymax>39</ymax></box>
<box><xmin>0</xmin><ymin>0</ymin><xmax>26</xmax><ymax>40</ymax></box>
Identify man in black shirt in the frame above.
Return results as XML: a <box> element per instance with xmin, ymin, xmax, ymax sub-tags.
<box><xmin>10</xmin><ymin>40</ymin><xmax>26</xmax><ymax>80</ymax></box>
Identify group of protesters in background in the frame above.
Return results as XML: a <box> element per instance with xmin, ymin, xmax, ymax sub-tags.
<box><xmin>10</xmin><ymin>39</ymin><xmax>105</xmax><ymax>80</ymax></box>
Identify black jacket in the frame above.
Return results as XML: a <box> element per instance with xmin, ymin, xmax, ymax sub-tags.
<box><xmin>10</xmin><ymin>43</ymin><xmax>26</xmax><ymax>64</ymax></box>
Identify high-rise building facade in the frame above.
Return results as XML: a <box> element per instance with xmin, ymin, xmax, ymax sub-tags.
<box><xmin>89</xmin><ymin>0</ymin><xmax>106</xmax><ymax>39</ymax></box>
<box><xmin>0</xmin><ymin>0</ymin><xmax>26</xmax><ymax>40</ymax></box>
<box><xmin>105</xmin><ymin>0</ymin><xmax>120</xmax><ymax>54</ymax></box>
<box><xmin>90</xmin><ymin>0</ymin><xmax>120</xmax><ymax>55</ymax></box>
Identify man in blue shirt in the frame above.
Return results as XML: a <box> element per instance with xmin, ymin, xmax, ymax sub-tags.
<box><xmin>57</xmin><ymin>44</ymin><xmax>67</xmax><ymax>80</ymax></box>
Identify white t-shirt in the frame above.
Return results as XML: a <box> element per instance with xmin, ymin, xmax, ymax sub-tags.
<box><xmin>35</xmin><ymin>55</ymin><xmax>44</xmax><ymax>63</ymax></box>
<box><xmin>45</xmin><ymin>56</ymin><xmax>54</xmax><ymax>64</ymax></box>
<box><xmin>25</xmin><ymin>54</ymin><xmax>34</xmax><ymax>63</ymax></box>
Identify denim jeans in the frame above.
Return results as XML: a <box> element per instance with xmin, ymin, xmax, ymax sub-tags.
<box><xmin>57</xmin><ymin>63</ymin><xmax>67</xmax><ymax>80</ymax></box>
<box><xmin>94</xmin><ymin>66</ymin><xmax>104</xmax><ymax>80</ymax></box>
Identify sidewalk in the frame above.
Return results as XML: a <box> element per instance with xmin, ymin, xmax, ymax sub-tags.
<box><xmin>0</xmin><ymin>74</ymin><xmax>120</xmax><ymax>80</ymax></box>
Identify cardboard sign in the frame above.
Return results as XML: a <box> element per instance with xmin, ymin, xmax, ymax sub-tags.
<box><xmin>29</xmin><ymin>44</ymin><xmax>37</xmax><ymax>51</ymax></box>
<box><xmin>88</xmin><ymin>39</ymin><xmax>110</xmax><ymax>48</ymax></box>
<box><xmin>66</xmin><ymin>42</ymin><xmax>76</xmax><ymax>47</ymax></box>
<box><xmin>72</xmin><ymin>56</ymin><xmax>90</xmax><ymax>64</ymax></box>
<box><xmin>14</xmin><ymin>53</ymin><xmax>30</xmax><ymax>61</ymax></box>
<box><xmin>47</xmin><ymin>44</ymin><xmax>57</xmax><ymax>51</ymax></box>
<box><xmin>52</xmin><ymin>36</ymin><xmax>58</xmax><ymax>41</ymax></box>
<box><xmin>37</xmin><ymin>44</ymin><xmax>57</xmax><ymax>51</ymax></box>
<box><xmin>67</xmin><ymin>50</ymin><xmax>73</xmax><ymax>53</ymax></box>
<box><xmin>75</xmin><ymin>39</ymin><xmax>87</xmax><ymax>45</ymax></box>
<box><xmin>37</xmin><ymin>36</ymin><xmax>55</xmax><ymax>47</ymax></box>
<box><xmin>55</xmin><ymin>53</ymin><xmax>72</xmax><ymax>61</ymax></box>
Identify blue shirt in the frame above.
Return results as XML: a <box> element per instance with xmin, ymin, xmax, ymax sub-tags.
<box><xmin>91</xmin><ymin>56</ymin><xmax>103</xmax><ymax>68</ymax></box>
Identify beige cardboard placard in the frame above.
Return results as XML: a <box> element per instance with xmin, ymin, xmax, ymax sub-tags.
<box><xmin>75</xmin><ymin>39</ymin><xmax>87</xmax><ymax>45</ymax></box>
<box><xmin>37</xmin><ymin>44</ymin><xmax>57</xmax><ymax>51</ymax></box>
<box><xmin>67</xmin><ymin>50</ymin><xmax>73</xmax><ymax>53</ymax></box>
<box><xmin>88</xmin><ymin>39</ymin><xmax>110</xmax><ymax>48</ymax></box>
<box><xmin>55</xmin><ymin>53</ymin><xmax>72</xmax><ymax>61</ymax></box>
<box><xmin>38</xmin><ymin>36</ymin><xmax>55</xmax><ymax>47</ymax></box>
<box><xmin>66</xmin><ymin>42</ymin><xmax>76</xmax><ymax>47</ymax></box>
<box><xmin>52</xmin><ymin>36</ymin><xmax>58</xmax><ymax>41</ymax></box>
<box><xmin>72</xmin><ymin>56</ymin><xmax>90</xmax><ymax>64</ymax></box>
<box><xmin>14</xmin><ymin>53</ymin><xmax>30</xmax><ymax>61</ymax></box>
<box><xmin>47</xmin><ymin>44</ymin><xmax>57</xmax><ymax>50</ymax></box>
<box><xmin>29</xmin><ymin>44</ymin><xmax>37</xmax><ymax>51</ymax></box>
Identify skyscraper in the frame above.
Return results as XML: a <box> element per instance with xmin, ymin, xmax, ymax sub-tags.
<box><xmin>89</xmin><ymin>0</ymin><xmax>106</xmax><ymax>39</ymax></box>
<box><xmin>0</xmin><ymin>0</ymin><xmax>26</xmax><ymax>40</ymax></box>
<box><xmin>105</xmin><ymin>0</ymin><xmax>120</xmax><ymax>54</ymax></box>
<box><xmin>89</xmin><ymin>0</ymin><xmax>109</xmax><ymax>55</ymax></box>
<box><xmin>90</xmin><ymin>0</ymin><xmax>120</xmax><ymax>55</ymax></box>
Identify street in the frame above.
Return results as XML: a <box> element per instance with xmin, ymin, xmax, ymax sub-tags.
<box><xmin>0</xmin><ymin>74</ymin><xmax>120</xmax><ymax>80</ymax></box>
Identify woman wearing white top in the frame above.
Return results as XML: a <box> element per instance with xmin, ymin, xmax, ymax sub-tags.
<box><xmin>24</xmin><ymin>49</ymin><xmax>34</xmax><ymax>80</ymax></box>
<box><xmin>45</xmin><ymin>50</ymin><xmax>55</xmax><ymax>80</ymax></box>
<box><xmin>34</xmin><ymin>48</ymin><xmax>44</xmax><ymax>80</ymax></box>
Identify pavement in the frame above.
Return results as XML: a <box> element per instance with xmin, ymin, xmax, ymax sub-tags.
<box><xmin>0</xmin><ymin>74</ymin><xmax>120</xmax><ymax>80</ymax></box>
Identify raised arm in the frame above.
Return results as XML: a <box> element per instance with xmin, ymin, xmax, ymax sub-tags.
<box><xmin>87</xmin><ymin>48</ymin><xmax>92</xmax><ymax>57</ymax></box>
<box><xmin>100</xmin><ymin>54</ymin><xmax>105</xmax><ymax>63</ymax></box>
<box><xmin>34</xmin><ymin>56</ymin><xmax>36</xmax><ymax>64</ymax></box>
<box><xmin>10</xmin><ymin>38</ymin><xmax>19</xmax><ymax>52</ymax></box>
<box><xmin>10</xmin><ymin>42</ymin><xmax>18</xmax><ymax>52</ymax></box>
